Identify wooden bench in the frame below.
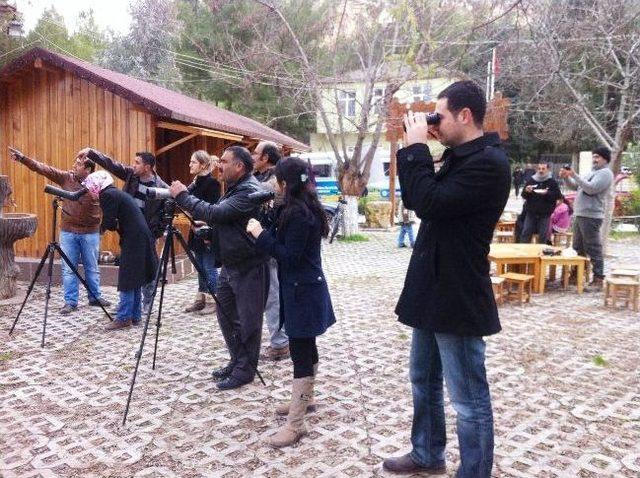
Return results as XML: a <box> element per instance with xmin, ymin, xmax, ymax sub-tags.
<box><xmin>500</xmin><ymin>272</ymin><xmax>535</xmax><ymax>304</ymax></box>
<box><xmin>490</xmin><ymin>276</ymin><xmax>506</xmax><ymax>305</ymax></box>
<box><xmin>604</xmin><ymin>277</ymin><xmax>640</xmax><ymax>312</ymax></box>
<box><xmin>494</xmin><ymin>231</ymin><xmax>515</xmax><ymax>243</ymax></box>
<box><xmin>539</xmin><ymin>256</ymin><xmax>588</xmax><ymax>294</ymax></box>
<box><xmin>610</xmin><ymin>268</ymin><xmax>640</xmax><ymax>281</ymax></box>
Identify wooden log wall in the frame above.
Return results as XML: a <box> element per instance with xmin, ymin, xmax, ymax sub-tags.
<box><xmin>0</xmin><ymin>65</ymin><xmax>155</xmax><ymax>257</ymax></box>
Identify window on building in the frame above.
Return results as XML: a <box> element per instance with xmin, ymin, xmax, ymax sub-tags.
<box><xmin>373</xmin><ymin>87</ymin><xmax>386</xmax><ymax>113</ymax></box>
<box><xmin>383</xmin><ymin>161</ymin><xmax>391</xmax><ymax>176</ymax></box>
<box><xmin>338</xmin><ymin>90</ymin><xmax>357</xmax><ymax>117</ymax></box>
<box><xmin>412</xmin><ymin>83</ymin><xmax>432</xmax><ymax>103</ymax></box>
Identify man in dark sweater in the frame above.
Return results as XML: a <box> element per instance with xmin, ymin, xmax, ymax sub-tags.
<box><xmin>11</xmin><ymin>150</ymin><xmax>110</xmax><ymax>314</ymax></box>
<box><xmin>519</xmin><ymin>162</ymin><xmax>561</xmax><ymax>243</ymax></box>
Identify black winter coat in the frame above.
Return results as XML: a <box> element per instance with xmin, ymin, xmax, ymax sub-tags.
<box><xmin>255</xmin><ymin>207</ymin><xmax>336</xmax><ymax>338</ymax></box>
<box><xmin>395</xmin><ymin>133</ymin><xmax>511</xmax><ymax>336</ymax></box>
<box><xmin>87</xmin><ymin>150</ymin><xmax>169</xmax><ymax>238</ymax></box>
<box><xmin>175</xmin><ymin>173</ymin><xmax>268</xmax><ymax>271</ymax></box>
<box><xmin>186</xmin><ymin>174</ymin><xmax>221</xmax><ymax>252</ymax></box>
<box><xmin>99</xmin><ymin>186</ymin><xmax>158</xmax><ymax>291</ymax></box>
<box><xmin>521</xmin><ymin>175</ymin><xmax>561</xmax><ymax>216</ymax></box>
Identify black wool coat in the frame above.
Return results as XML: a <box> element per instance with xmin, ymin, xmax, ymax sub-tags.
<box><xmin>255</xmin><ymin>207</ymin><xmax>336</xmax><ymax>338</ymax></box>
<box><xmin>186</xmin><ymin>174</ymin><xmax>221</xmax><ymax>252</ymax></box>
<box><xmin>395</xmin><ymin>133</ymin><xmax>511</xmax><ymax>337</ymax></box>
<box><xmin>100</xmin><ymin>186</ymin><xmax>158</xmax><ymax>291</ymax></box>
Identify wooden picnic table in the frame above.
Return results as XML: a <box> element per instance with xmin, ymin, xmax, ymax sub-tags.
<box><xmin>496</xmin><ymin>220</ymin><xmax>516</xmax><ymax>232</ymax></box>
<box><xmin>488</xmin><ymin>244</ymin><xmax>562</xmax><ymax>293</ymax></box>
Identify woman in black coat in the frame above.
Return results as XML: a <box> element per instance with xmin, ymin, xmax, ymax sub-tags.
<box><xmin>247</xmin><ymin>157</ymin><xmax>335</xmax><ymax>448</ymax></box>
<box><xmin>183</xmin><ymin>150</ymin><xmax>221</xmax><ymax>313</ymax></box>
<box><xmin>84</xmin><ymin>171</ymin><xmax>158</xmax><ymax>331</ymax></box>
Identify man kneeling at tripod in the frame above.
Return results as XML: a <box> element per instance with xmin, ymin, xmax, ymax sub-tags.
<box><xmin>169</xmin><ymin>146</ymin><xmax>269</xmax><ymax>390</ymax></box>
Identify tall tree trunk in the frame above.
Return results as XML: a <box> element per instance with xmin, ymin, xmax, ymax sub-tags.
<box><xmin>338</xmin><ymin>167</ymin><xmax>366</xmax><ymax>237</ymax></box>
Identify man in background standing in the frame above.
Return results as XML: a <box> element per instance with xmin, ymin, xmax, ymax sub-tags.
<box><xmin>252</xmin><ymin>140</ymin><xmax>290</xmax><ymax>361</ymax></box>
<box><xmin>560</xmin><ymin>146</ymin><xmax>614</xmax><ymax>290</ymax></box>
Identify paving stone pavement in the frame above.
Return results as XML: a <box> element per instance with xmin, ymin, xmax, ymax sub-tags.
<box><xmin>1</xmin><ymin>232</ymin><xmax>639</xmax><ymax>478</ymax></box>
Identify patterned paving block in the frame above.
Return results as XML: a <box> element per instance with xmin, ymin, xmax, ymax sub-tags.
<box><xmin>1</xmin><ymin>230</ymin><xmax>639</xmax><ymax>477</ymax></box>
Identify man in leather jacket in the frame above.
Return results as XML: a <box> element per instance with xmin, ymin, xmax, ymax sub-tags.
<box><xmin>169</xmin><ymin>146</ymin><xmax>269</xmax><ymax>390</ymax></box>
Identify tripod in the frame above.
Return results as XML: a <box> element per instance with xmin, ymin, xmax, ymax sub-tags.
<box><xmin>9</xmin><ymin>197</ymin><xmax>114</xmax><ymax>347</ymax></box>
<box><xmin>122</xmin><ymin>203</ymin><xmax>266</xmax><ymax>424</ymax></box>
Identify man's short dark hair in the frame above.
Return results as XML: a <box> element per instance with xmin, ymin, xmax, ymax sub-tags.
<box><xmin>136</xmin><ymin>151</ymin><xmax>156</xmax><ymax>169</ymax></box>
<box><xmin>83</xmin><ymin>159</ymin><xmax>96</xmax><ymax>173</ymax></box>
<box><xmin>437</xmin><ymin>80</ymin><xmax>486</xmax><ymax>127</ymax></box>
<box><xmin>226</xmin><ymin>146</ymin><xmax>254</xmax><ymax>173</ymax></box>
<box><xmin>262</xmin><ymin>144</ymin><xmax>281</xmax><ymax>166</ymax></box>
<box><xmin>592</xmin><ymin>146</ymin><xmax>611</xmax><ymax>163</ymax></box>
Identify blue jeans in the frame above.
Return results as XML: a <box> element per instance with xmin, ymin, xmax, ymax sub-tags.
<box><xmin>398</xmin><ymin>224</ymin><xmax>415</xmax><ymax>247</ymax></box>
<box><xmin>118</xmin><ymin>288</ymin><xmax>141</xmax><ymax>323</ymax></box>
<box><xmin>59</xmin><ymin>231</ymin><xmax>101</xmax><ymax>307</ymax></box>
<box><xmin>410</xmin><ymin>329</ymin><xmax>494</xmax><ymax>478</ymax></box>
<box><xmin>194</xmin><ymin>248</ymin><xmax>219</xmax><ymax>294</ymax></box>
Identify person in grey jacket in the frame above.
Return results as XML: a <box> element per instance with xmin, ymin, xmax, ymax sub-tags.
<box><xmin>560</xmin><ymin>146</ymin><xmax>614</xmax><ymax>290</ymax></box>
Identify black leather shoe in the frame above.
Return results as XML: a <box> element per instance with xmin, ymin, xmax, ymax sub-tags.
<box><xmin>211</xmin><ymin>363</ymin><xmax>235</xmax><ymax>381</ymax></box>
<box><xmin>382</xmin><ymin>454</ymin><xmax>446</xmax><ymax>475</ymax></box>
<box><xmin>216</xmin><ymin>375</ymin><xmax>252</xmax><ymax>390</ymax></box>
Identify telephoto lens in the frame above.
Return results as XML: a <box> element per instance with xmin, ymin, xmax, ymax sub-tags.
<box><xmin>145</xmin><ymin>187</ymin><xmax>172</xmax><ymax>199</ymax></box>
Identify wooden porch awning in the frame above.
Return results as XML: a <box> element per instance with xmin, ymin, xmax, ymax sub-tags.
<box><xmin>155</xmin><ymin>121</ymin><xmax>243</xmax><ymax>156</ymax></box>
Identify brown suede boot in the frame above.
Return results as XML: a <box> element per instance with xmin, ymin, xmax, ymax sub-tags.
<box><xmin>267</xmin><ymin>377</ymin><xmax>312</xmax><ymax>448</ymax></box>
<box><xmin>276</xmin><ymin>363</ymin><xmax>318</xmax><ymax>416</ymax></box>
<box><xmin>184</xmin><ymin>292</ymin><xmax>206</xmax><ymax>312</ymax></box>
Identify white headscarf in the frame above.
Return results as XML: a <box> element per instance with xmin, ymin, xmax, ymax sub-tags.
<box><xmin>82</xmin><ymin>171</ymin><xmax>114</xmax><ymax>196</ymax></box>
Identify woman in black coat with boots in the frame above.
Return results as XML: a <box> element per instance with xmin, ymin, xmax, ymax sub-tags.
<box><xmin>83</xmin><ymin>171</ymin><xmax>158</xmax><ymax>330</ymax></box>
<box><xmin>247</xmin><ymin>157</ymin><xmax>336</xmax><ymax>448</ymax></box>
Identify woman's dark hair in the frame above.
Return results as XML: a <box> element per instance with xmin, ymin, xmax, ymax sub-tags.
<box><xmin>275</xmin><ymin>157</ymin><xmax>329</xmax><ymax>237</ymax></box>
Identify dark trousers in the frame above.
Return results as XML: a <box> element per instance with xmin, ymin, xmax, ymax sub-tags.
<box><xmin>215</xmin><ymin>263</ymin><xmax>268</xmax><ymax>382</ymax></box>
<box><xmin>289</xmin><ymin>337</ymin><xmax>319</xmax><ymax>378</ymax></box>
<box><xmin>514</xmin><ymin>184</ymin><xmax>521</xmax><ymax>197</ymax></box>
<box><xmin>520</xmin><ymin>213</ymin><xmax>550</xmax><ymax>243</ymax></box>
<box><xmin>573</xmin><ymin>216</ymin><xmax>604</xmax><ymax>278</ymax></box>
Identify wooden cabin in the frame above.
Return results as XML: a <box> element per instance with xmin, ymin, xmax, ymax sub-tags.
<box><xmin>0</xmin><ymin>47</ymin><xmax>309</xmax><ymax>258</ymax></box>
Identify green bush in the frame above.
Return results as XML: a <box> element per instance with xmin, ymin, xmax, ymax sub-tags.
<box><xmin>338</xmin><ymin>233</ymin><xmax>369</xmax><ymax>242</ymax></box>
<box><xmin>358</xmin><ymin>196</ymin><xmax>370</xmax><ymax>215</ymax></box>
<box><xmin>620</xmin><ymin>188</ymin><xmax>640</xmax><ymax>216</ymax></box>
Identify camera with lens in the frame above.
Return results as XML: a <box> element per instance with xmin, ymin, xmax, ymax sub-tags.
<box><xmin>193</xmin><ymin>224</ymin><xmax>214</xmax><ymax>241</ymax></box>
<box><xmin>146</xmin><ymin>187</ymin><xmax>172</xmax><ymax>200</ymax></box>
<box><xmin>562</xmin><ymin>164</ymin><xmax>571</xmax><ymax>171</ymax></box>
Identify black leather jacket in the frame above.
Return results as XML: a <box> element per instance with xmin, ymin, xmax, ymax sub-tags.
<box><xmin>175</xmin><ymin>173</ymin><xmax>268</xmax><ymax>271</ymax></box>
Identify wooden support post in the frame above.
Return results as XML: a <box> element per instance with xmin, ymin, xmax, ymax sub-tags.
<box><xmin>389</xmin><ymin>140</ymin><xmax>398</xmax><ymax>225</ymax></box>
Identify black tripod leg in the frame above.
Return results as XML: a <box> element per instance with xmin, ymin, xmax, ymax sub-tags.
<box><xmin>41</xmin><ymin>246</ymin><xmax>56</xmax><ymax>348</ymax></box>
<box><xmin>9</xmin><ymin>245</ymin><xmax>51</xmax><ymax>336</ymax></box>
<box><xmin>173</xmin><ymin>230</ymin><xmax>266</xmax><ymax>386</ymax></box>
<box><xmin>122</xmin><ymin>231</ymin><xmax>172</xmax><ymax>425</ymax></box>
<box><xmin>151</xmin><ymin>234</ymin><xmax>172</xmax><ymax>370</ymax></box>
<box><xmin>55</xmin><ymin>244</ymin><xmax>113</xmax><ymax>321</ymax></box>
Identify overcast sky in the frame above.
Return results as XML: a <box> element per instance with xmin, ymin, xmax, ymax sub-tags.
<box><xmin>19</xmin><ymin>0</ymin><xmax>133</xmax><ymax>35</ymax></box>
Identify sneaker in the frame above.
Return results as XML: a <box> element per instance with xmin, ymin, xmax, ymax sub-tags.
<box><xmin>89</xmin><ymin>297</ymin><xmax>112</xmax><ymax>307</ymax></box>
<box><xmin>60</xmin><ymin>304</ymin><xmax>77</xmax><ymax>315</ymax></box>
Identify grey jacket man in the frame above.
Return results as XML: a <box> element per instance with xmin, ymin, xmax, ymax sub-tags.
<box><xmin>565</xmin><ymin>165</ymin><xmax>614</xmax><ymax>219</ymax></box>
